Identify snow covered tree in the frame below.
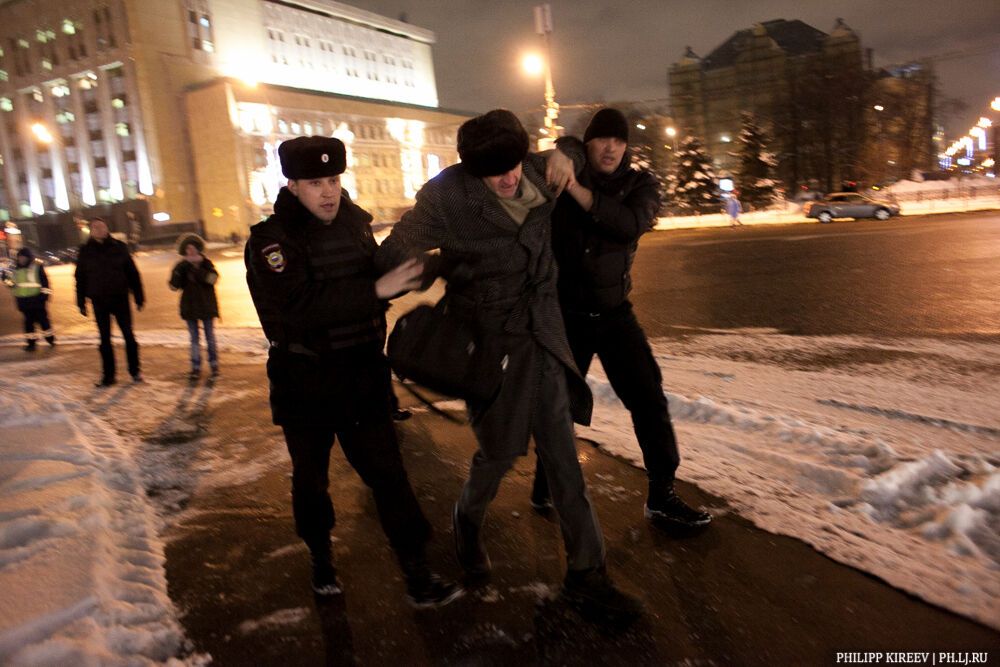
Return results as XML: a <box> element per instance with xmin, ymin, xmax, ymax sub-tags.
<box><xmin>666</xmin><ymin>136</ymin><xmax>717</xmax><ymax>213</ymax></box>
<box><xmin>732</xmin><ymin>112</ymin><xmax>778</xmax><ymax>210</ymax></box>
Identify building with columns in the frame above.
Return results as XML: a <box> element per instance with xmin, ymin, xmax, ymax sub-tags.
<box><xmin>0</xmin><ymin>0</ymin><xmax>469</xmax><ymax>243</ymax></box>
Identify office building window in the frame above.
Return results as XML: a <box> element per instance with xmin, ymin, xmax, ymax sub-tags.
<box><xmin>186</xmin><ymin>1</ymin><xmax>215</xmax><ymax>53</ymax></box>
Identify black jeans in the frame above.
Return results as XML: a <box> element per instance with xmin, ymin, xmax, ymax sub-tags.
<box><xmin>92</xmin><ymin>296</ymin><xmax>140</xmax><ymax>380</ymax></box>
<box><xmin>538</xmin><ymin>301</ymin><xmax>680</xmax><ymax>486</ymax></box>
<box><xmin>281</xmin><ymin>418</ymin><xmax>431</xmax><ymax>560</ymax></box>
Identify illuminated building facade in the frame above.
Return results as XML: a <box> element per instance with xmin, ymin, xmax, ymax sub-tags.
<box><xmin>0</xmin><ymin>0</ymin><xmax>468</xmax><ymax>241</ymax></box>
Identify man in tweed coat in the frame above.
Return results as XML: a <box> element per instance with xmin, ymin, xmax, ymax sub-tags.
<box><xmin>377</xmin><ymin>109</ymin><xmax>641</xmax><ymax>623</ymax></box>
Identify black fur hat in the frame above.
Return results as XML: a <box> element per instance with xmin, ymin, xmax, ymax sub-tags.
<box><xmin>457</xmin><ymin>109</ymin><xmax>529</xmax><ymax>177</ymax></box>
<box><xmin>278</xmin><ymin>136</ymin><xmax>347</xmax><ymax>180</ymax></box>
<box><xmin>584</xmin><ymin>108</ymin><xmax>629</xmax><ymax>144</ymax></box>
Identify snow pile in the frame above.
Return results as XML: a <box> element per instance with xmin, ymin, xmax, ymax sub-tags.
<box><xmin>0</xmin><ymin>386</ymin><xmax>201</xmax><ymax>665</ymax></box>
<box><xmin>578</xmin><ymin>332</ymin><xmax>1000</xmax><ymax>630</ymax></box>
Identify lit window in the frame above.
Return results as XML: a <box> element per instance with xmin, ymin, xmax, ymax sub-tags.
<box><xmin>115</xmin><ymin>122</ymin><xmax>129</xmax><ymax>136</ymax></box>
<box><xmin>0</xmin><ymin>98</ymin><xmax>13</xmax><ymax>112</ymax></box>
<box><xmin>111</xmin><ymin>98</ymin><xmax>124</xmax><ymax>108</ymax></box>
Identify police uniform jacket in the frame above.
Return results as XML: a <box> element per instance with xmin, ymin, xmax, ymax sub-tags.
<box><xmin>376</xmin><ymin>154</ymin><xmax>593</xmax><ymax>460</ymax></box>
<box><xmin>246</xmin><ymin>186</ymin><xmax>390</xmax><ymax>427</ymax></box>
<box><xmin>553</xmin><ymin>137</ymin><xmax>662</xmax><ymax>314</ymax></box>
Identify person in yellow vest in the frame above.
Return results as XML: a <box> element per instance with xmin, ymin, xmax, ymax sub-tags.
<box><xmin>3</xmin><ymin>247</ymin><xmax>55</xmax><ymax>351</ymax></box>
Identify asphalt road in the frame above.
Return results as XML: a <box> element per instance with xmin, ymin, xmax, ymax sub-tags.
<box><xmin>4</xmin><ymin>210</ymin><xmax>998</xmax><ymax>341</ymax></box>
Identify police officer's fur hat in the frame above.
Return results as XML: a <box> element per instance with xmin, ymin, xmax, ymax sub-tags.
<box><xmin>457</xmin><ymin>109</ymin><xmax>529</xmax><ymax>178</ymax></box>
<box><xmin>584</xmin><ymin>108</ymin><xmax>629</xmax><ymax>144</ymax></box>
<box><xmin>177</xmin><ymin>233</ymin><xmax>206</xmax><ymax>255</ymax></box>
<box><xmin>278</xmin><ymin>136</ymin><xmax>347</xmax><ymax>180</ymax></box>
<box><xmin>16</xmin><ymin>247</ymin><xmax>34</xmax><ymax>261</ymax></box>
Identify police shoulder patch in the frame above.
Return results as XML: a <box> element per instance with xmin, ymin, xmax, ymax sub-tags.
<box><xmin>261</xmin><ymin>243</ymin><xmax>286</xmax><ymax>273</ymax></box>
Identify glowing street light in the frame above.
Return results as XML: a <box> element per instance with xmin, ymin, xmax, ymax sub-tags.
<box><xmin>665</xmin><ymin>126</ymin><xmax>677</xmax><ymax>137</ymax></box>
<box><xmin>521</xmin><ymin>53</ymin><xmax>544</xmax><ymax>77</ymax></box>
<box><xmin>529</xmin><ymin>3</ymin><xmax>560</xmax><ymax>150</ymax></box>
<box><xmin>30</xmin><ymin>122</ymin><xmax>53</xmax><ymax>144</ymax></box>
<box><xmin>873</xmin><ymin>104</ymin><xmax>885</xmax><ymax>112</ymax></box>
<box><xmin>991</xmin><ymin>96</ymin><xmax>1000</xmax><ymax>112</ymax></box>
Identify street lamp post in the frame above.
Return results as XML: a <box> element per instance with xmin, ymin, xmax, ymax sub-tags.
<box><xmin>533</xmin><ymin>4</ymin><xmax>560</xmax><ymax>150</ymax></box>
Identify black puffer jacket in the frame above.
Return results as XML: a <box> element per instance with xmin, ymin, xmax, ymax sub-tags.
<box><xmin>169</xmin><ymin>258</ymin><xmax>219</xmax><ymax>320</ymax></box>
<box><xmin>74</xmin><ymin>236</ymin><xmax>144</xmax><ymax>308</ymax></box>
<box><xmin>552</xmin><ymin>137</ymin><xmax>662</xmax><ymax>313</ymax></box>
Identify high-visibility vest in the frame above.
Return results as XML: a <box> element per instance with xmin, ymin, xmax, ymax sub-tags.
<box><xmin>12</xmin><ymin>264</ymin><xmax>42</xmax><ymax>298</ymax></box>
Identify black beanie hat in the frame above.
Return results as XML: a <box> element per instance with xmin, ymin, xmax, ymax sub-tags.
<box><xmin>16</xmin><ymin>247</ymin><xmax>34</xmax><ymax>261</ymax></box>
<box><xmin>458</xmin><ymin>109</ymin><xmax>530</xmax><ymax>177</ymax></box>
<box><xmin>584</xmin><ymin>108</ymin><xmax>629</xmax><ymax>144</ymax></box>
<box><xmin>278</xmin><ymin>136</ymin><xmax>347</xmax><ymax>180</ymax></box>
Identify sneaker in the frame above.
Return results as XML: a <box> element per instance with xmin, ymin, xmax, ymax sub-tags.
<box><xmin>561</xmin><ymin>567</ymin><xmax>643</xmax><ymax>624</ymax></box>
<box><xmin>210</xmin><ymin>366</ymin><xmax>220</xmax><ymax>378</ymax></box>
<box><xmin>453</xmin><ymin>505</ymin><xmax>491</xmax><ymax>579</ymax></box>
<box><xmin>644</xmin><ymin>484</ymin><xmax>712</xmax><ymax>529</ymax></box>
<box><xmin>23</xmin><ymin>342</ymin><xmax>37</xmax><ymax>352</ymax></box>
<box><xmin>94</xmin><ymin>377</ymin><xmax>116</xmax><ymax>387</ymax></box>
<box><xmin>311</xmin><ymin>559</ymin><xmax>344</xmax><ymax>597</ymax></box>
<box><xmin>188</xmin><ymin>369</ymin><xmax>201</xmax><ymax>382</ymax></box>
<box><xmin>402</xmin><ymin>559</ymin><xmax>463</xmax><ymax>610</ymax></box>
<box><xmin>131</xmin><ymin>373</ymin><xmax>144</xmax><ymax>383</ymax></box>
<box><xmin>391</xmin><ymin>408</ymin><xmax>412</xmax><ymax>421</ymax></box>
<box><xmin>530</xmin><ymin>474</ymin><xmax>553</xmax><ymax>513</ymax></box>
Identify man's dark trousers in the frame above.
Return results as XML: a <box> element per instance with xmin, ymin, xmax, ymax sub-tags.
<box><xmin>93</xmin><ymin>295</ymin><xmax>140</xmax><ymax>380</ymax></box>
<box><xmin>281</xmin><ymin>418</ymin><xmax>431</xmax><ymax>559</ymax></box>
<box><xmin>564</xmin><ymin>301</ymin><xmax>680</xmax><ymax>483</ymax></box>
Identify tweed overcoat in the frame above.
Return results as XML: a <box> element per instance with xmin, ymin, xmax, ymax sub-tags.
<box><xmin>377</xmin><ymin>154</ymin><xmax>593</xmax><ymax>460</ymax></box>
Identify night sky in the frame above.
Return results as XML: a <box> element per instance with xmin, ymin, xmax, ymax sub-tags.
<box><xmin>351</xmin><ymin>0</ymin><xmax>1000</xmax><ymax>138</ymax></box>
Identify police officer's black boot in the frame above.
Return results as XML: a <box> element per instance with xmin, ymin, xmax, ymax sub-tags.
<box><xmin>452</xmin><ymin>504</ymin><xmax>491</xmax><ymax>580</ymax></box>
<box><xmin>399</xmin><ymin>553</ymin><xmax>463</xmax><ymax>609</ymax></box>
<box><xmin>644</xmin><ymin>480</ymin><xmax>712</xmax><ymax>529</ymax></box>
<box><xmin>308</xmin><ymin>539</ymin><xmax>343</xmax><ymax>596</ymax></box>
<box><xmin>45</xmin><ymin>335</ymin><xmax>55</xmax><ymax>347</ymax></box>
<box><xmin>23</xmin><ymin>339</ymin><xmax>37</xmax><ymax>352</ymax></box>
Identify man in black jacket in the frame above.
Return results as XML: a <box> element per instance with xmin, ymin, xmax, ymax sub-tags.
<box><xmin>532</xmin><ymin>108</ymin><xmax>711</xmax><ymax>530</ymax></box>
<box><xmin>245</xmin><ymin>136</ymin><xmax>460</xmax><ymax>608</ymax></box>
<box><xmin>75</xmin><ymin>218</ymin><xmax>144</xmax><ymax>386</ymax></box>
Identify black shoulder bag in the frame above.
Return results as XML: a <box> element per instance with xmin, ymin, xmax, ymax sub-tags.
<box><xmin>387</xmin><ymin>298</ymin><xmax>506</xmax><ymax>403</ymax></box>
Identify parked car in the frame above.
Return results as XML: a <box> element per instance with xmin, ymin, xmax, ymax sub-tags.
<box><xmin>804</xmin><ymin>192</ymin><xmax>901</xmax><ymax>223</ymax></box>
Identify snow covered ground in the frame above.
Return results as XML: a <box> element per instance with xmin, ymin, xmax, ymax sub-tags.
<box><xmin>0</xmin><ymin>374</ymin><xmax>205</xmax><ymax>665</ymax></box>
<box><xmin>1</xmin><ymin>326</ymin><xmax>998</xmax><ymax>663</ymax></box>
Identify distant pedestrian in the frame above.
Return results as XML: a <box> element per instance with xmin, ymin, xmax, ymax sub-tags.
<box><xmin>169</xmin><ymin>234</ymin><xmax>220</xmax><ymax>380</ymax></box>
<box><xmin>3</xmin><ymin>247</ymin><xmax>55</xmax><ymax>351</ymax></box>
<box><xmin>75</xmin><ymin>218</ymin><xmax>145</xmax><ymax>386</ymax></box>
<box><xmin>725</xmin><ymin>192</ymin><xmax>743</xmax><ymax>226</ymax></box>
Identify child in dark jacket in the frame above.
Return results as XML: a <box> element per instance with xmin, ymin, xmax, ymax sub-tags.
<box><xmin>3</xmin><ymin>247</ymin><xmax>55</xmax><ymax>351</ymax></box>
<box><xmin>169</xmin><ymin>234</ymin><xmax>220</xmax><ymax>379</ymax></box>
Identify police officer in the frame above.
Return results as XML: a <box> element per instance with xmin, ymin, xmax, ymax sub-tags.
<box><xmin>3</xmin><ymin>247</ymin><xmax>55</xmax><ymax>351</ymax></box>
<box><xmin>245</xmin><ymin>136</ymin><xmax>461</xmax><ymax>608</ymax></box>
